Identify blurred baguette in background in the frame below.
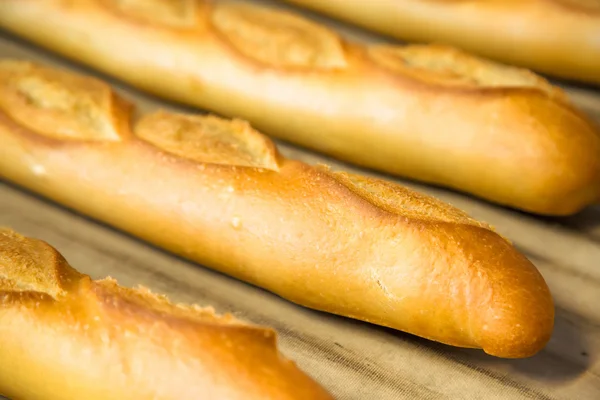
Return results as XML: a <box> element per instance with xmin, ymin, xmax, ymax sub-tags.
<box><xmin>0</xmin><ymin>0</ymin><xmax>598</xmax><ymax>216</ymax></box>
<box><xmin>279</xmin><ymin>0</ymin><xmax>600</xmax><ymax>85</ymax></box>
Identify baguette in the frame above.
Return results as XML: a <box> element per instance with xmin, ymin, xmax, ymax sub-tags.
<box><xmin>0</xmin><ymin>0</ymin><xmax>598</xmax><ymax>216</ymax></box>
<box><xmin>0</xmin><ymin>228</ymin><xmax>333</xmax><ymax>400</ymax></box>
<box><xmin>279</xmin><ymin>0</ymin><xmax>600</xmax><ymax>84</ymax></box>
<box><xmin>0</xmin><ymin>59</ymin><xmax>555</xmax><ymax>358</ymax></box>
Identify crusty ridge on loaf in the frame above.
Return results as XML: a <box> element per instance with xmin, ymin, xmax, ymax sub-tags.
<box><xmin>0</xmin><ymin>227</ymin><xmax>238</xmax><ymax>324</ymax></box>
<box><xmin>0</xmin><ymin>59</ymin><xmax>554</xmax><ymax>359</ymax></box>
<box><xmin>0</xmin><ymin>228</ymin><xmax>81</xmax><ymax>298</ymax></box>
<box><xmin>323</xmin><ymin>168</ymin><xmax>492</xmax><ymax>229</ymax></box>
<box><xmin>0</xmin><ymin>229</ymin><xmax>334</xmax><ymax>400</ymax></box>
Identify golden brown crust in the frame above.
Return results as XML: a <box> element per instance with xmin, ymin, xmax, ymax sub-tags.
<box><xmin>0</xmin><ymin>229</ymin><xmax>333</xmax><ymax>400</ymax></box>
<box><xmin>0</xmin><ymin>0</ymin><xmax>597</xmax><ymax>215</ymax></box>
<box><xmin>406</xmin><ymin>0</ymin><xmax>600</xmax><ymax>17</ymax></box>
<box><xmin>0</xmin><ymin>60</ymin><xmax>554</xmax><ymax>359</ymax></box>
<box><xmin>545</xmin><ymin>0</ymin><xmax>600</xmax><ymax>14</ymax></box>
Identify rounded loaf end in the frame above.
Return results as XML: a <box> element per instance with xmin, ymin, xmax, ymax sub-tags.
<box><xmin>465</xmin><ymin>227</ymin><xmax>555</xmax><ymax>358</ymax></box>
<box><xmin>502</xmin><ymin>92</ymin><xmax>600</xmax><ymax>215</ymax></box>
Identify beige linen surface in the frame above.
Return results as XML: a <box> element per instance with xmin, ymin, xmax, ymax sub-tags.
<box><xmin>0</xmin><ymin>1</ymin><xmax>599</xmax><ymax>398</ymax></box>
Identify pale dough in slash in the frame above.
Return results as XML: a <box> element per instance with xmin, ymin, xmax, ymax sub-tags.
<box><xmin>367</xmin><ymin>45</ymin><xmax>557</xmax><ymax>93</ymax></box>
<box><xmin>135</xmin><ymin>111</ymin><xmax>280</xmax><ymax>170</ymax></box>
<box><xmin>210</xmin><ymin>1</ymin><xmax>347</xmax><ymax>69</ymax></box>
<box><xmin>0</xmin><ymin>61</ymin><xmax>121</xmax><ymax>141</ymax></box>
<box><xmin>110</xmin><ymin>0</ymin><xmax>200</xmax><ymax>27</ymax></box>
